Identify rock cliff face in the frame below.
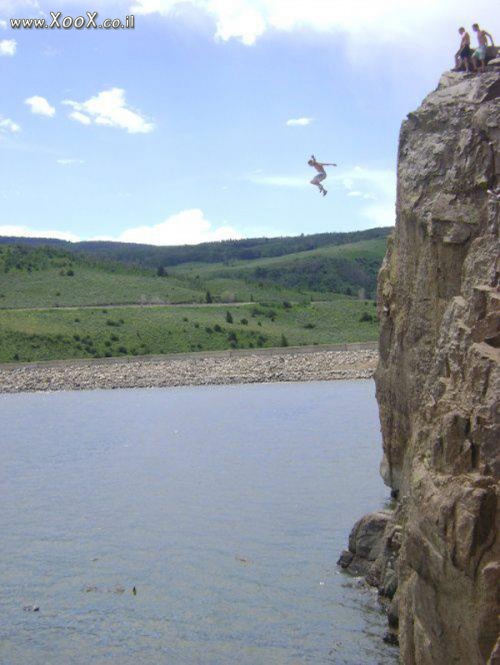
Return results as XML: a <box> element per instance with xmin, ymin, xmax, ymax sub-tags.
<box><xmin>341</xmin><ymin>68</ymin><xmax>499</xmax><ymax>663</ymax></box>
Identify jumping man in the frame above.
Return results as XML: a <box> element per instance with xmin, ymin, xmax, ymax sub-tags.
<box><xmin>308</xmin><ymin>155</ymin><xmax>337</xmax><ymax>197</ymax></box>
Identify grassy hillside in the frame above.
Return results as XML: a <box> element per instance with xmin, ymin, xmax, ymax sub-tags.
<box><xmin>0</xmin><ymin>230</ymin><xmax>387</xmax><ymax>362</ymax></box>
<box><xmin>0</xmin><ymin>300</ymin><xmax>379</xmax><ymax>363</ymax></box>
<box><xmin>0</xmin><ymin>226</ymin><xmax>392</xmax><ymax>268</ymax></box>
<box><xmin>172</xmin><ymin>238</ymin><xmax>387</xmax><ymax>299</ymax></box>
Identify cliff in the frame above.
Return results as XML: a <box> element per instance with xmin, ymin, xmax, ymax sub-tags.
<box><xmin>340</xmin><ymin>66</ymin><xmax>500</xmax><ymax>664</ymax></box>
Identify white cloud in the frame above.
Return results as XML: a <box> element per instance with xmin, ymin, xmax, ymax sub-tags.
<box><xmin>63</xmin><ymin>88</ymin><xmax>154</xmax><ymax>134</ymax></box>
<box><xmin>117</xmin><ymin>209</ymin><xmax>242</xmax><ymax>245</ymax></box>
<box><xmin>347</xmin><ymin>190</ymin><xmax>376</xmax><ymax>200</ymax></box>
<box><xmin>0</xmin><ymin>225</ymin><xmax>79</xmax><ymax>242</ymax></box>
<box><xmin>25</xmin><ymin>95</ymin><xmax>56</xmax><ymax>117</ymax></box>
<box><xmin>69</xmin><ymin>111</ymin><xmax>92</xmax><ymax>126</ymax></box>
<box><xmin>286</xmin><ymin>117</ymin><xmax>313</xmax><ymax>127</ymax></box>
<box><xmin>336</xmin><ymin>166</ymin><xmax>396</xmax><ymax>226</ymax></box>
<box><xmin>127</xmin><ymin>0</ymin><xmax>492</xmax><ymax>54</ymax></box>
<box><xmin>0</xmin><ymin>39</ymin><xmax>17</xmax><ymax>56</ymax></box>
<box><xmin>0</xmin><ymin>117</ymin><xmax>21</xmax><ymax>134</ymax></box>
<box><xmin>57</xmin><ymin>158</ymin><xmax>84</xmax><ymax>166</ymax></box>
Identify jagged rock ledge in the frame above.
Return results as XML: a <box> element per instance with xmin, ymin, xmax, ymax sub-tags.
<box><xmin>339</xmin><ymin>66</ymin><xmax>499</xmax><ymax>664</ymax></box>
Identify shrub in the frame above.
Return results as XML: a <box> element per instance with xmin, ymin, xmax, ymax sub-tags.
<box><xmin>304</xmin><ymin>323</ymin><xmax>316</xmax><ymax>329</ymax></box>
<box><xmin>214</xmin><ymin>324</ymin><xmax>222</xmax><ymax>333</ymax></box>
<box><xmin>183</xmin><ymin>317</ymin><xmax>189</xmax><ymax>322</ymax></box>
<box><xmin>13</xmin><ymin>352</ymin><xmax>20</xmax><ymax>361</ymax></box>
<box><xmin>240</xmin><ymin>318</ymin><xmax>248</xmax><ymax>325</ymax></box>
<box><xmin>104</xmin><ymin>351</ymin><xmax>112</xmax><ymax>357</ymax></box>
<box><xmin>106</xmin><ymin>319</ymin><xmax>119</xmax><ymax>327</ymax></box>
<box><xmin>73</xmin><ymin>334</ymin><xmax>81</xmax><ymax>341</ymax></box>
<box><xmin>205</xmin><ymin>327</ymin><xmax>213</xmax><ymax>334</ymax></box>
<box><xmin>118</xmin><ymin>346</ymin><xmax>128</xmax><ymax>354</ymax></box>
<box><xmin>110</xmin><ymin>333</ymin><xmax>119</xmax><ymax>341</ymax></box>
<box><xmin>104</xmin><ymin>340</ymin><xmax>111</xmax><ymax>347</ymax></box>
<box><xmin>67</xmin><ymin>269</ymin><xmax>74</xmax><ymax>276</ymax></box>
<box><xmin>283</xmin><ymin>301</ymin><xmax>292</xmax><ymax>309</ymax></box>
<box><xmin>205</xmin><ymin>290</ymin><xmax>213</xmax><ymax>304</ymax></box>
<box><xmin>225</xmin><ymin>311</ymin><xmax>233</xmax><ymax>324</ymax></box>
<box><xmin>360</xmin><ymin>312</ymin><xmax>374</xmax><ymax>322</ymax></box>
<box><xmin>74</xmin><ymin>317</ymin><xmax>80</xmax><ymax>323</ymax></box>
<box><xmin>227</xmin><ymin>331</ymin><xmax>237</xmax><ymax>342</ymax></box>
<box><xmin>280</xmin><ymin>334</ymin><xmax>289</xmax><ymax>347</ymax></box>
<box><xmin>194</xmin><ymin>323</ymin><xmax>200</xmax><ymax>328</ymax></box>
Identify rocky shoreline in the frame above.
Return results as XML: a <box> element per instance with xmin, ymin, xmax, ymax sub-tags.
<box><xmin>0</xmin><ymin>349</ymin><xmax>378</xmax><ymax>394</ymax></box>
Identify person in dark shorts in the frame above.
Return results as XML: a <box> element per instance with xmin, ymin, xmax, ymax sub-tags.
<box><xmin>454</xmin><ymin>27</ymin><xmax>472</xmax><ymax>71</ymax></box>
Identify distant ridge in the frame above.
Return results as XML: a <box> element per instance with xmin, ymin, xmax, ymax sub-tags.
<box><xmin>0</xmin><ymin>227</ymin><xmax>393</xmax><ymax>269</ymax></box>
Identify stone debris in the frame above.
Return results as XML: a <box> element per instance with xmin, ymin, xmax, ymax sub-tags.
<box><xmin>0</xmin><ymin>350</ymin><xmax>378</xmax><ymax>394</ymax></box>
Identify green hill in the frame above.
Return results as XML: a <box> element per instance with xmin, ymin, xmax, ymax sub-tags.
<box><xmin>0</xmin><ymin>229</ymin><xmax>390</xmax><ymax>362</ymax></box>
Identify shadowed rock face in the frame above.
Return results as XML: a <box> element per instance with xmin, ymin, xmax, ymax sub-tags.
<box><xmin>376</xmin><ymin>69</ymin><xmax>499</xmax><ymax>663</ymax></box>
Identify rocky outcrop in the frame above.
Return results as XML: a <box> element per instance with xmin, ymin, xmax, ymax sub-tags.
<box><xmin>341</xmin><ymin>67</ymin><xmax>500</xmax><ymax>664</ymax></box>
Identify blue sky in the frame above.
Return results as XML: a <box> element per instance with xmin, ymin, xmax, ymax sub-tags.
<box><xmin>0</xmin><ymin>0</ymin><xmax>497</xmax><ymax>244</ymax></box>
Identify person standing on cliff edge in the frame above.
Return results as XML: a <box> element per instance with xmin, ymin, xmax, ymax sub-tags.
<box><xmin>308</xmin><ymin>156</ymin><xmax>337</xmax><ymax>197</ymax></box>
<box><xmin>454</xmin><ymin>27</ymin><xmax>472</xmax><ymax>71</ymax></box>
<box><xmin>472</xmin><ymin>23</ymin><xmax>495</xmax><ymax>73</ymax></box>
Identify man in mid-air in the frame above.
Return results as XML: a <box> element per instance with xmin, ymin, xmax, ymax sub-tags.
<box><xmin>308</xmin><ymin>155</ymin><xmax>337</xmax><ymax>197</ymax></box>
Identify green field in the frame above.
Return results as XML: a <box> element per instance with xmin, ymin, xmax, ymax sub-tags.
<box><xmin>0</xmin><ymin>234</ymin><xmax>385</xmax><ymax>362</ymax></box>
<box><xmin>0</xmin><ymin>300</ymin><xmax>379</xmax><ymax>363</ymax></box>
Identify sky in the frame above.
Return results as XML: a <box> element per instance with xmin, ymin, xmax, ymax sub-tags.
<box><xmin>0</xmin><ymin>0</ymin><xmax>498</xmax><ymax>245</ymax></box>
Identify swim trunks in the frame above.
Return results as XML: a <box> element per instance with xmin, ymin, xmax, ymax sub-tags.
<box><xmin>460</xmin><ymin>44</ymin><xmax>472</xmax><ymax>58</ymax></box>
<box><xmin>312</xmin><ymin>173</ymin><xmax>327</xmax><ymax>185</ymax></box>
<box><xmin>474</xmin><ymin>45</ymin><xmax>487</xmax><ymax>61</ymax></box>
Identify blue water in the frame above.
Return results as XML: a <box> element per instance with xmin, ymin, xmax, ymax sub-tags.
<box><xmin>0</xmin><ymin>380</ymin><xmax>397</xmax><ymax>664</ymax></box>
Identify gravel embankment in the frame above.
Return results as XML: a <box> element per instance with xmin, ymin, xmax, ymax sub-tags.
<box><xmin>0</xmin><ymin>349</ymin><xmax>378</xmax><ymax>394</ymax></box>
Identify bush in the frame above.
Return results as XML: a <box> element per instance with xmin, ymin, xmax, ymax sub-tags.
<box><xmin>110</xmin><ymin>333</ymin><xmax>119</xmax><ymax>341</ymax></box>
<box><xmin>214</xmin><ymin>324</ymin><xmax>222</xmax><ymax>333</ymax></box>
<box><xmin>74</xmin><ymin>317</ymin><xmax>81</xmax><ymax>323</ymax></box>
<box><xmin>194</xmin><ymin>323</ymin><xmax>200</xmax><ymax>328</ymax></box>
<box><xmin>280</xmin><ymin>334</ymin><xmax>289</xmax><ymax>347</ymax></box>
<box><xmin>282</xmin><ymin>301</ymin><xmax>292</xmax><ymax>309</ymax></box>
<box><xmin>118</xmin><ymin>346</ymin><xmax>128</xmax><ymax>354</ymax></box>
<box><xmin>205</xmin><ymin>327</ymin><xmax>213</xmax><ymax>334</ymax></box>
<box><xmin>360</xmin><ymin>312</ymin><xmax>374</xmax><ymax>322</ymax></box>
<box><xmin>73</xmin><ymin>334</ymin><xmax>81</xmax><ymax>341</ymax></box>
<box><xmin>67</xmin><ymin>269</ymin><xmax>74</xmax><ymax>276</ymax></box>
<box><xmin>106</xmin><ymin>319</ymin><xmax>119</xmax><ymax>327</ymax></box>
<box><xmin>227</xmin><ymin>331</ymin><xmax>237</xmax><ymax>342</ymax></box>
<box><xmin>240</xmin><ymin>318</ymin><xmax>248</xmax><ymax>325</ymax></box>
<box><xmin>225</xmin><ymin>311</ymin><xmax>233</xmax><ymax>324</ymax></box>
<box><xmin>304</xmin><ymin>323</ymin><xmax>316</xmax><ymax>329</ymax></box>
<box><xmin>205</xmin><ymin>290</ymin><xmax>213</xmax><ymax>304</ymax></box>
<box><xmin>13</xmin><ymin>352</ymin><xmax>20</xmax><ymax>361</ymax></box>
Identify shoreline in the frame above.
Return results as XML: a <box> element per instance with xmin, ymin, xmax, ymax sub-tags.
<box><xmin>0</xmin><ymin>345</ymin><xmax>378</xmax><ymax>395</ymax></box>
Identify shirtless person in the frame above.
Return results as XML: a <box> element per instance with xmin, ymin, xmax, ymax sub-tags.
<box><xmin>308</xmin><ymin>155</ymin><xmax>337</xmax><ymax>197</ymax></box>
<box><xmin>472</xmin><ymin>23</ymin><xmax>495</xmax><ymax>73</ymax></box>
<box><xmin>454</xmin><ymin>27</ymin><xmax>472</xmax><ymax>71</ymax></box>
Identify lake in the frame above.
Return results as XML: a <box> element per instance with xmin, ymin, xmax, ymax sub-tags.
<box><xmin>0</xmin><ymin>380</ymin><xmax>397</xmax><ymax>664</ymax></box>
